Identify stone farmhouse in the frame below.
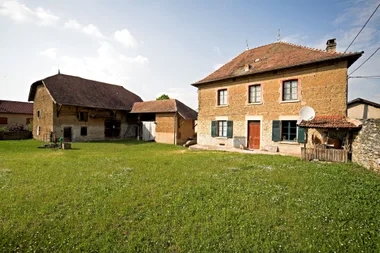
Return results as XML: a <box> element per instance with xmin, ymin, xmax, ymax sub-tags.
<box><xmin>348</xmin><ymin>98</ymin><xmax>380</xmax><ymax>119</ymax></box>
<box><xmin>192</xmin><ymin>39</ymin><xmax>363</xmax><ymax>155</ymax></box>
<box><xmin>28</xmin><ymin>73</ymin><xmax>197</xmax><ymax>144</ymax></box>
<box><xmin>130</xmin><ymin>99</ymin><xmax>197</xmax><ymax>145</ymax></box>
<box><xmin>28</xmin><ymin>73</ymin><xmax>143</xmax><ymax>142</ymax></box>
<box><xmin>0</xmin><ymin>100</ymin><xmax>33</xmax><ymax>129</ymax></box>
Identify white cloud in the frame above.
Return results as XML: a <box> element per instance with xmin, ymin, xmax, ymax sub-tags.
<box><xmin>83</xmin><ymin>24</ymin><xmax>104</xmax><ymax>38</ymax></box>
<box><xmin>63</xmin><ymin>19</ymin><xmax>81</xmax><ymax>29</ymax></box>
<box><xmin>40</xmin><ymin>48</ymin><xmax>57</xmax><ymax>60</ymax></box>
<box><xmin>42</xmin><ymin>42</ymin><xmax>149</xmax><ymax>88</ymax></box>
<box><xmin>0</xmin><ymin>0</ymin><xmax>59</xmax><ymax>26</ymax></box>
<box><xmin>213</xmin><ymin>63</ymin><xmax>224</xmax><ymax>70</ymax></box>
<box><xmin>114</xmin><ymin>29</ymin><xmax>137</xmax><ymax>48</ymax></box>
<box><xmin>156</xmin><ymin>87</ymin><xmax>198</xmax><ymax>110</ymax></box>
<box><xmin>213</xmin><ymin>46</ymin><xmax>221</xmax><ymax>56</ymax></box>
<box><xmin>64</xmin><ymin>19</ymin><xmax>105</xmax><ymax>39</ymax></box>
<box><xmin>281</xmin><ymin>34</ymin><xmax>308</xmax><ymax>45</ymax></box>
<box><xmin>120</xmin><ymin>54</ymin><xmax>149</xmax><ymax>64</ymax></box>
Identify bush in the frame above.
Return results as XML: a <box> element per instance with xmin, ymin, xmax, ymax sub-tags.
<box><xmin>0</xmin><ymin>126</ymin><xmax>8</xmax><ymax>132</ymax></box>
<box><xmin>8</xmin><ymin>123</ymin><xmax>25</xmax><ymax>132</ymax></box>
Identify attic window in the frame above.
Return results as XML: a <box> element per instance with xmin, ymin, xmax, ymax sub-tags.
<box><xmin>79</xmin><ymin>112</ymin><xmax>88</xmax><ymax>122</ymax></box>
<box><xmin>37</xmin><ymin>110</ymin><xmax>40</xmax><ymax>119</ymax></box>
<box><xmin>244</xmin><ymin>64</ymin><xmax>251</xmax><ymax>72</ymax></box>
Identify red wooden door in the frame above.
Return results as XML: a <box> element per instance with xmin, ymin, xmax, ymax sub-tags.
<box><xmin>248</xmin><ymin>121</ymin><xmax>260</xmax><ymax>149</ymax></box>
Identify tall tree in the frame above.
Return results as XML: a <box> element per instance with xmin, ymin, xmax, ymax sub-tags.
<box><xmin>156</xmin><ymin>94</ymin><xmax>170</xmax><ymax>100</ymax></box>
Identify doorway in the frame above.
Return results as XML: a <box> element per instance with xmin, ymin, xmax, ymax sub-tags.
<box><xmin>248</xmin><ymin>121</ymin><xmax>260</xmax><ymax>149</ymax></box>
<box><xmin>63</xmin><ymin>127</ymin><xmax>72</xmax><ymax>142</ymax></box>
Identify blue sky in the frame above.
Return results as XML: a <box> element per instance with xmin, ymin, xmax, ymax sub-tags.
<box><xmin>0</xmin><ymin>0</ymin><xmax>379</xmax><ymax>109</ymax></box>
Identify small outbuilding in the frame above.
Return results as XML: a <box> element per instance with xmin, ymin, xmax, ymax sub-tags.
<box><xmin>0</xmin><ymin>100</ymin><xmax>33</xmax><ymax>129</ymax></box>
<box><xmin>130</xmin><ymin>99</ymin><xmax>197</xmax><ymax>145</ymax></box>
<box><xmin>298</xmin><ymin>116</ymin><xmax>361</xmax><ymax>162</ymax></box>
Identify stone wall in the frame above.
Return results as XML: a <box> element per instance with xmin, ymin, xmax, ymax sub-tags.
<box><xmin>177</xmin><ymin>118</ymin><xmax>195</xmax><ymax>145</ymax></box>
<box><xmin>33</xmin><ymin>85</ymin><xmax>54</xmax><ymax>141</ymax></box>
<box><xmin>0</xmin><ymin>131</ymin><xmax>32</xmax><ymax>140</ymax></box>
<box><xmin>352</xmin><ymin>119</ymin><xmax>380</xmax><ymax>172</ymax></box>
<box><xmin>53</xmin><ymin>105</ymin><xmax>134</xmax><ymax>142</ymax></box>
<box><xmin>196</xmin><ymin>60</ymin><xmax>349</xmax><ymax>154</ymax></box>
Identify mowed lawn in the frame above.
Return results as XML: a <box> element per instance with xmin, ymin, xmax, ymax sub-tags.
<box><xmin>0</xmin><ymin>140</ymin><xmax>379</xmax><ymax>252</ymax></box>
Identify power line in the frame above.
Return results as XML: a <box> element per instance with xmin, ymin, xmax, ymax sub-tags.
<box><xmin>348</xmin><ymin>75</ymin><xmax>380</xmax><ymax>79</ymax></box>
<box><xmin>343</xmin><ymin>3</ymin><xmax>380</xmax><ymax>54</ymax></box>
<box><xmin>349</xmin><ymin>46</ymin><xmax>380</xmax><ymax>75</ymax></box>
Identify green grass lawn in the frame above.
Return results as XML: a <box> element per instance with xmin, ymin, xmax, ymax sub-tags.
<box><xmin>0</xmin><ymin>140</ymin><xmax>379</xmax><ymax>252</ymax></box>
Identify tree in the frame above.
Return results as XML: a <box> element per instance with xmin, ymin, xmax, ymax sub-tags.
<box><xmin>156</xmin><ymin>94</ymin><xmax>170</xmax><ymax>100</ymax></box>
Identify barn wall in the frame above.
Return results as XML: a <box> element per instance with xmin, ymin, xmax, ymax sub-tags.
<box><xmin>177</xmin><ymin>117</ymin><xmax>195</xmax><ymax>145</ymax></box>
<box><xmin>155</xmin><ymin>112</ymin><xmax>175</xmax><ymax>144</ymax></box>
<box><xmin>33</xmin><ymin>85</ymin><xmax>54</xmax><ymax>141</ymax></box>
<box><xmin>52</xmin><ymin>105</ymin><xmax>135</xmax><ymax>142</ymax></box>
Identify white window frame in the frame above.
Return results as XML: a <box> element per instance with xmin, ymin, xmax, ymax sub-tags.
<box><xmin>218</xmin><ymin>89</ymin><xmax>228</xmax><ymax>106</ymax></box>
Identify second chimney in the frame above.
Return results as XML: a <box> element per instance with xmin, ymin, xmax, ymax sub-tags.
<box><xmin>326</xmin><ymin>38</ymin><xmax>337</xmax><ymax>52</ymax></box>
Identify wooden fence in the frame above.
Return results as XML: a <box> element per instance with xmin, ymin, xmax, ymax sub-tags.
<box><xmin>301</xmin><ymin>147</ymin><xmax>348</xmax><ymax>163</ymax></box>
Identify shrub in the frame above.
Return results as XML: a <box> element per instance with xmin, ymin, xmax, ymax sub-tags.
<box><xmin>0</xmin><ymin>126</ymin><xmax>8</xmax><ymax>132</ymax></box>
<box><xmin>8</xmin><ymin>123</ymin><xmax>24</xmax><ymax>132</ymax></box>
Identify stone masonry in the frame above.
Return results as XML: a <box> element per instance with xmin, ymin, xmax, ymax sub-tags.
<box><xmin>352</xmin><ymin>119</ymin><xmax>380</xmax><ymax>172</ymax></box>
<box><xmin>197</xmin><ymin>60</ymin><xmax>349</xmax><ymax>154</ymax></box>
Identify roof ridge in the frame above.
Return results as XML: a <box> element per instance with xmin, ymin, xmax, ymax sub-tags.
<box><xmin>276</xmin><ymin>40</ymin><xmax>355</xmax><ymax>55</ymax></box>
<box><xmin>56</xmin><ymin>73</ymin><xmax>125</xmax><ymax>88</ymax></box>
<box><xmin>0</xmin><ymin>99</ymin><xmax>32</xmax><ymax>103</ymax></box>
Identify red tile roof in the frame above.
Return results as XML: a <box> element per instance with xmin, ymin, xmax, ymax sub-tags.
<box><xmin>193</xmin><ymin>41</ymin><xmax>363</xmax><ymax>85</ymax></box>
<box><xmin>0</xmin><ymin>100</ymin><xmax>33</xmax><ymax>114</ymax></box>
<box><xmin>131</xmin><ymin>99</ymin><xmax>198</xmax><ymax>120</ymax></box>
<box><xmin>28</xmin><ymin>74</ymin><xmax>142</xmax><ymax>111</ymax></box>
<box><xmin>298</xmin><ymin>116</ymin><xmax>361</xmax><ymax>129</ymax></box>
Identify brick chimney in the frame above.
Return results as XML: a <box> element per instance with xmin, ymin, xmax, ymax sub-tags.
<box><xmin>326</xmin><ymin>38</ymin><xmax>337</xmax><ymax>52</ymax></box>
<box><xmin>245</xmin><ymin>64</ymin><xmax>251</xmax><ymax>72</ymax></box>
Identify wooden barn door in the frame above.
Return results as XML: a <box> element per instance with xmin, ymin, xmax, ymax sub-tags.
<box><xmin>248</xmin><ymin>121</ymin><xmax>260</xmax><ymax>149</ymax></box>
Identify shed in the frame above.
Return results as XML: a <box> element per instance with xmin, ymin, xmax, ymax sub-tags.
<box><xmin>298</xmin><ymin>116</ymin><xmax>361</xmax><ymax>162</ymax></box>
<box><xmin>130</xmin><ymin>99</ymin><xmax>197</xmax><ymax>145</ymax></box>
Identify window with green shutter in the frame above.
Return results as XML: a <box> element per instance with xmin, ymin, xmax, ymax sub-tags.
<box><xmin>272</xmin><ymin>120</ymin><xmax>281</xmax><ymax>142</ymax></box>
<box><xmin>297</xmin><ymin>127</ymin><xmax>305</xmax><ymax>143</ymax></box>
<box><xmin>227</xmin><ymin>121</ymin><xmax>233</xmax><ymax>138</ymax></box>
<box><xmin>211</xmin><ymin>121</ymin><xmax>217</xmax><ymax>137</ymax></box>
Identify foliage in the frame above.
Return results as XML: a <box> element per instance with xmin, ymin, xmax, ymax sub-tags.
<box><xmin>156</xmin><ymin>94</ymin><xmax>170</xmax><ymax>100</ymax></box>
<box><xmin>7</xmin><ymin>123</ymin><xmax>25</xmax><ymax>132</ymax></box>
<box><xmin>0</xmin><ymin>140</ymin><xmax>379</xmax><ymax>252</ymax></box>
<box><xmin>0</xmin><ymin>126</ymin><xmax>8</xmax><ymax>132</ymax></box>
<box><xmin>28</xmin><ymin>120</ymin><xmax>33</xmax><ymax>132</ymax></box>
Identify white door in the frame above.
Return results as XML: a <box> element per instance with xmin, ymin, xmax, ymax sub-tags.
<box><xmin>142</xmin><ymin>121</ymin><xmax>156</xmax><ymax>141</ymax></box>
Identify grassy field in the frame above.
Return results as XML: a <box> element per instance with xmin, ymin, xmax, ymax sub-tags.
<box><xmin>0</xmin><ymin>140</ymin><xmax>379</xmax><ymax>252</ymax></box>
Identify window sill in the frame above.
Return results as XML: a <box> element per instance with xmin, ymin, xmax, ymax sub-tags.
<box><xmin>247</xmin><ymin>102</ymin><xmax>263</xmax><ymax>106</ymax></box>
<box><xmin>215</xmin><ymin>136</ymin><xmax>228</xmax><ymax>140</ymax></box>
<box><xmin>216</xmin><ymin>105</ymin><xmax>228</xmax><ymax>108</ymax></box>
<box><xmin>279</xmin><ymin>141</ymin><xmax>299</xmax><ymax>145</ymax></box>
<box><xmin>280</xmin><ymin>100</ymin><xmax>300</xmax><ymax>104</ymax></box>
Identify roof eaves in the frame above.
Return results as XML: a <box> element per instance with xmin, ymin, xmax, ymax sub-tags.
<box><xmin>192</xmin><ymin>51</ymin><xmax>363</xmax><ymax>87</ymax></box>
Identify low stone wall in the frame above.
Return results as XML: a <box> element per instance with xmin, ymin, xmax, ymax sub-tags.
<box><xmin>352</xmin><ymin>119</ymin><xmax>380</xmax><ymax>172</ymax></box>
<box><xmin>0</xmin><ymin>131</ymin><xmax>32</xmax><ymax>140</ymax></box>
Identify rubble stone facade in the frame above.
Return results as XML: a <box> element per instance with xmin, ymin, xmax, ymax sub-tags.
<box><xmin>196</xmin><ymin>61</ymin><xmax>349</xmax><ymax>154</ymax></box>
<box><xmin>352</xmin><ymin>119</ymin><xmax>380</xmax><ymax>172</ymax></box>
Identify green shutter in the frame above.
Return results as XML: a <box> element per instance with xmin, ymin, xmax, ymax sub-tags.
<box><xmin>298</xmin><ymin>127</ymin><xmax>305</xmax><ymax>143</ymax></box>
<box><xmin>272</xmin><ymin>120</ymin><xmax>281</xmax><ymax>142</ymax></box>
<box><xmin>211</xmin><ymin>121</ymin><xmax>217</xmax><ymax>137</ymax></box>
<box><xmin>227</xmin><ymin>121</ymin><xmax>233</xmax><ymax>138</ymax></box>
